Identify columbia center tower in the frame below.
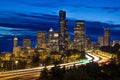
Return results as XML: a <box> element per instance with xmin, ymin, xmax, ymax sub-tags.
<box><xmin>59</xmin><ymin>10</ymin><xmax>68</xmax><ymax>53</ymax></box>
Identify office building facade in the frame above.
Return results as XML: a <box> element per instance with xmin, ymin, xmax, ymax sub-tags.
<box><xmin>104</xmin><ymin>28</ymin><xmax>110</xmax><ymax>46</ymax></box>
<box><xmin>48</xmin><ymin>28</ymin><xmax>59</xmax><ymax>51</ymax></box>
<box><xmin>98</xmin><ymin>36</ymin><xmax>104</xmax><ymax>46</ymax></box>
<box><xmin>23</xmin><ymin>38</ymin><xmax>31</xmax><ymax>49</ymax></box>
<box><xmin>85</xmin><ymin>37</ymin><xmax>91</xmax><ymax>50</ymax></box>
<box><xmin>59</xmin><ymin>10</ymin><xmax>68</xmax><ymax>52</ymax></box>
<box><xmin>13</xmin><ymin>36</ymin><xmax>18</xmax><ymax>47</ymax></box>
<box><xmin>37</xmin><ymin>31</ymin><xmax>46</xmax><ymax>49</ymax></box>
<box><xmin>74</xmin><ymin>20</ymin><xmax>85</xmax><ymax>51</ymax></box>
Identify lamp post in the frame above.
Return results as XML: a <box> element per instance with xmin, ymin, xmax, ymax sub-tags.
<box><xmin>15</xmin><ymin>61</ymin><xmax>18</xmax><ymax>70</ymax></box>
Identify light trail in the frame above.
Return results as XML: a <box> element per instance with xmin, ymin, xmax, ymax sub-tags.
<box><xmin>0</xmin><ymin>53</ymin><xmax>99</xmax><ymax>79</ymax></box>
<box><xmin>87</xmin><ymin>53</ymin><xmax>99</xmax><ymax>62</ymax></box>
<box><xmin>85</xmin><ymin>54</ymin><xmax>93</xmax><ymax>61</ymax></box>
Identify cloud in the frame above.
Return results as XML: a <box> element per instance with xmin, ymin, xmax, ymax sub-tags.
<box><xmin>0</xmin><ymin>26</ymin><xmax>32</xmax><ymax>38</ymax></box>
<box><xmin>110</xmin><ymin>25</ymin><xmax>120</xmax><ymax>31</ymax></box>
<box><xmin>25</xmin><ymin>1</ymin><xmax>60</xmax><ymax>8</ymax></box>
<box><xmin>113</xmin><ymin>26</ymin><xmax>120</xmax><ymax>30</ymax></box>
<box><xmin>0</xmin><ymin>11</ymin><xmax>60</xmax><ymax>31</ymax></box>
<box><xmin>16</xmin><ymin>12</ymin><xmax>59</xmax><ymax>22</ymax></box>
<box><xmin>32</xmin><ymin>3</ymin><xmax>58</xmax><ymax>8</ymax></box>
<box><xmin>61</xmin><ymin>4</ymin><xmax>120</xmax><ymax>14</ymax></box>
<box><xmin>0</xmin><ymin>26</ymin><xmax>29</xmax><ymax>31</ymax></box>
<box><xmin>102</xmin><ymin>7</ymin><xmax>120</xmax><ymax>13</ymax></box>
<box><xmin>84</xmin><ymin>6</ymin><xmax>120</xmax><ymax>13</ymax></box>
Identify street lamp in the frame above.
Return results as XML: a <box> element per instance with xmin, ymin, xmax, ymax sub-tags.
<box><xmin>15</xmin><ymin>61</ymin><xmax>18</xmax><ymax>70</ymax></box>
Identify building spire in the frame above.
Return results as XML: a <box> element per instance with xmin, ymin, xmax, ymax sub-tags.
<box><xmin>49</xmin><ymin>27</ymin><xmax>53</xmax><ymax>32</ymax></box>
<box><xmin>14</xmin><ymin>35</ymin><xmax>18</xmax><ymax>41</ymax></box>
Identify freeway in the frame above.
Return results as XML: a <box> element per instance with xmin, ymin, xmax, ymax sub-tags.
<box><xmin>0</xmin><ymin>53</ymin><xmax>99</xmax><ymax>80</ymax></box>
<box><xmin>86</xmin><ymin>52</ymin><xmax>99</xmax><ymax>62</ymax></box>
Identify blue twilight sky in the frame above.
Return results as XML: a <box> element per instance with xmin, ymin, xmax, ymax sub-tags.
<box><xmin>0</xmin><ymin>0</ymin><xmax>120</xmax><ymax>52</ymax></box>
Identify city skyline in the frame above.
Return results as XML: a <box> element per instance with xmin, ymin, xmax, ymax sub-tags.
<box><xmin>0</xmin><ymin>1</ymin><xmax>120</xmax><ymax>79</ymax></box>
<box><xmin>0</xmin><ymin>0</ymin><xmax>120</xmax><ymax>52</ymax></box>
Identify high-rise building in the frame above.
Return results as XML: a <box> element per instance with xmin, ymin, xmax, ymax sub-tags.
<box><xmin>104</xmin><ymin>28</ymin><xmax>110</xmax><ymax>46</ymax></box>
<box><xmin>13</xmin><ymin>36</ymin><xmax>18</xmax><ymax>47</ymax></box>
<box><xmin>98</xmin><ymin>36</ymin><xmax>104</xmax><ymax>46</ymax></box>
<box><xmin>13</xmin><ymin>36</ymin><xmax>21</xmax><ymax>57</ymax></box>
<box><xmin>59</xmin><ymin>10</ymin><xmax>68</xmax><ymax>52</ymax></box>
<box><xmin>85</xmin><ymin>37</ymin><xmax>91</xmax><ymax>50</ymax></box>
<box><xmin>13</xmin><ymin>46</ymin><xmax>21</xmax><ymax>57</ymax></box>
<box><xmin>23</xmin><ymin>38</ymin><xmax>31</xmax><ymax>49</ymax></box>
<box><xmin>67</xmin><ymin>34</ymin><xmax>72</xmax><ymax>49</ymax></box>
<box><xmin>59</xmin><ymin>10</ymin><xmax>66</xmax><ymax>20</ymax></box>
<box><xmin>48</xmin><ymin>28</ymin><xmax>53</xmax><ymax>47</ymax></box>
<box><xmin>37</xmin><ymin>31</ymin><xmax>46</xmax><ymax>49</ymax></box>
<box><xmin>48</xmin><ymin>28</ymin><xmax>59</xmax><ymax>51</ymax></box>
<box><xmin>74</xmin><ymin>20</ymin><xmax>85</xmax><ymax>51</ymax></box>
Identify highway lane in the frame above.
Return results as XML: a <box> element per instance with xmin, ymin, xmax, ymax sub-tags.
<box><xmin>0</xmin><ymin>53</ymin><xmax>99</xmax><ymax>80</ymax></box>
<box><xmin>87</xmin><ymin>53</ymin><xmax>99</xmax><ymax>62</ymax></box>
<box><xmin>0</xmin><ymin>72</ymin><xmax>39</xmax><ymax>80</ymax></box>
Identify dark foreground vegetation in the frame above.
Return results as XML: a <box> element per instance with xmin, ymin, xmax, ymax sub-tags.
<box><xmin>39</xmin><ymin>61</ymin><xmax>120</xmax><ymax>80</ymax></box>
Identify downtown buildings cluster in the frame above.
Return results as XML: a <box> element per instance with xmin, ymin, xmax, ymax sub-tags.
<box><xmin>12</xmin><ymin>10</ymin><xmax>114</xmax><ymax>57</ymax></box>
<box><xmin>0</xmin><ymin>10</ymin><xmax>120</xmax><ymax>71</ymax></box>
<box><xmin>13</xmin><ymin>10</ymin><xmax>87</xmax><ymax>57</ymax></box>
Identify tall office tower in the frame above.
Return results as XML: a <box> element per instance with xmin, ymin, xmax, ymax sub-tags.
<box><xmin>59</xmin><ymin>10</ymin><xmax>68</xmax><ymax>52</ymax></box>
<box><xmin>104</xmin><ymin>28</ymin><xmax>110</xmax><ymax>46</ymax></box>
<box><xmin>13</xmin><ymin>36</ymin><xmax>21</xmax><ymax>57</ymax></box>
<box><xmin>23</xmin><ymin>38</ymin><xmax>31</xmax><ymax>49</ymax></box>
<box><xmin>48</xmin><ymin>28</ymin><xmax>53</xmax><ymax>47</ymax></box>
<box><xmin>74</xmin><ymin>20</ymin><xmax>85</xmax><ymax>51</ymax></box>
<box><xmin>98</xmin><ymin>36</ymin><xmax>104</xmax><ymax>46</ymax></box>
<box><xmin>13</xmin><ymin>36</ymin><xmax>18</xmax><ymax>47</ymax></box>
<box><xmin>37</xmin><ymin>31</ymin><xmax>46</xmax><ymax>48</ymax></box>
<box><xmin>85</xmin><ymin>37</ymin><xmax>91</xmax><ymax>50</ymax></box>
<box><xmin>67</xmin><ymin>34</ymin><xmax>72</xmax><ymax>49</ymax></box>
<box><xmin>48</xmin><ymin>28</ymin><xmax>59</xmax><ymax>51</ymax></box>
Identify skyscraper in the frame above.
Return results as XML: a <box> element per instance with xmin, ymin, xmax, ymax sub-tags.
<box><xmin>104</xmin><ymin>28</ymin><xmax>110</xmax><ymax>46</ymax></box>
<box><xmin>37</xmin><ymin>31</ymin><xmax>46</xmax><ymax>49</ymax></box>
<box><xmin>59</xmin><ymin>10</ymin><xmax>68</xmax><ymax>52</ymax></box>
<box><xmin>67</xmin><ymin>34</ymin><xmax>72</xmax><ymax>49</ymax></box>
<box><xmin>85</xmin><ymin>37</ymin><xmax>91</xmax><ymax>50</ymax></box>
<box><xmin>13</xmin><ymin>36</ymin><xmax>21</xmax><ymax>57</ymax></box>
<box><xmin>48</xmin><ymin>28</ymin><xmax>59</xmax><ymax>51</ymax></box>
<box><xmin>23</xmin><ymin>38</ymin><xmax>31</xmax><ymax>49</ymax></box>
<box><xmin>48</xmin><ymin>28</ymin><xmax>54</xmax><ymax>48</ymax></box>
<box><xmin>13</xmin><ymin>36</ymin><xmax>18</xmax><ymax>47</ymax></box>
<box><xmin>98</xmin><ymin>36</ymin><xmax>104</xmax><ymax>46</ymax></box>
<box><xmin>74</xmin><ymin>20</ymin><xmax>85</xmax><ymax>51</ymax></box>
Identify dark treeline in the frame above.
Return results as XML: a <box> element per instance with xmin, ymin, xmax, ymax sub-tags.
<box><xmin>100</xmin><ymin>44</ymin><xmax>120</xmax><ymax>63</ymax></box>
<box><xmin>100</xmin><ymin>44</ymin><xmax>120</xmax><ymax>53</ymax></box>
<box><xmin>39</xmin><ymin>61</ymin><xmax>120</xmax><ymax>80</ymax></box>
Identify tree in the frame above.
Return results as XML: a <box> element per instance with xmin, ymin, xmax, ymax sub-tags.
<box><xmin>31</xmin><ymin>53</ymin><xmax>40</xmax><ymax>67</ymax></box>
<box><xmin>39</xmin><ymin>67</ymin><xmax>49</xmax><ymax>80</ymax></box>
<box><xmin>50</xmin><ymin>65</ymin><xmax>61</xmax><ymax>80</ymax></box>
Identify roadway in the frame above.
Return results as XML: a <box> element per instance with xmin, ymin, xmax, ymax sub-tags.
<box><xmin>0</xmin><ymin>53</ymin><xmax>100</xmax><ymax>80</ymax></box>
